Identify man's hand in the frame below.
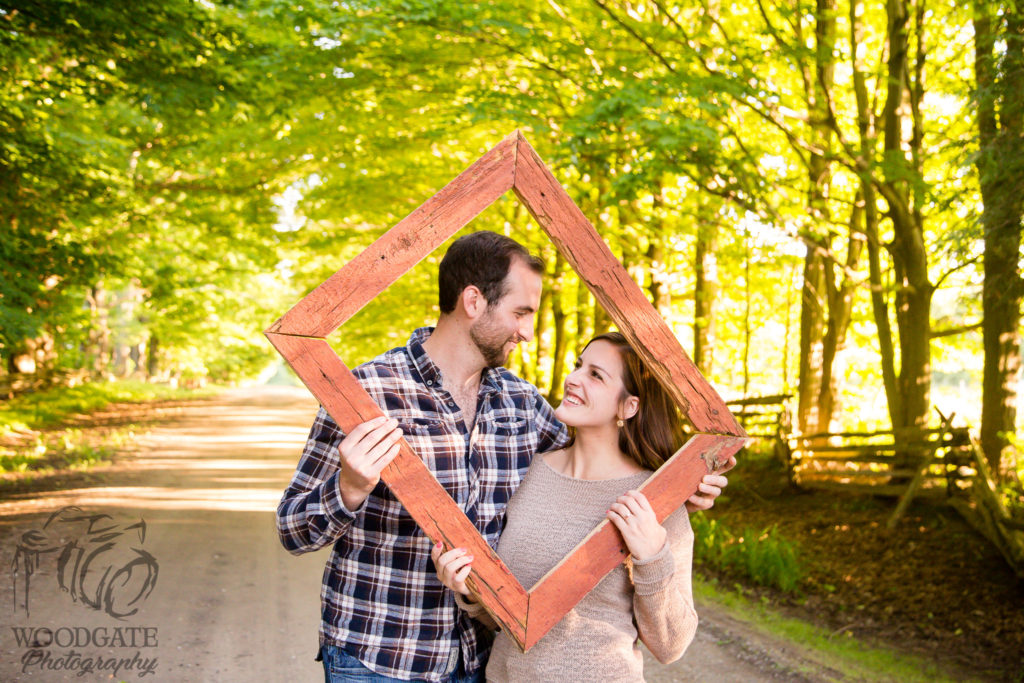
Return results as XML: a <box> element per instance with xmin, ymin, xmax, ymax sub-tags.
<box><xmin>684</xmin><ymin>453</ymin><xmax>736</xmax><ymax>513</ymax></box>
<box><xmin>337</xmin><ymin>416</ymin><xmax>403</xmax><ymax>510</ymax></box>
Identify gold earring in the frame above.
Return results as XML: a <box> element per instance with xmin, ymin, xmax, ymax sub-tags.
<box><xmin>616</xmin><ymin>418</ymin><xmax>624</xmax><ymax>427</ymax></box>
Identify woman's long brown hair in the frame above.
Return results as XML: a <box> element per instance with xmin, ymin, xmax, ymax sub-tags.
<box><xmin>567</xmin><ymin>331</ymin><xmax>686</xmax><ymax>471</ymax></box>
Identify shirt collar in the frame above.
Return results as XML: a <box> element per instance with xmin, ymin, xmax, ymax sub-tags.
<box><xmin>406</xmin><ymin>327</ymin><xmax>504</xmax><ymax>395</ymax></box>
<box><xmin>407</xmin><ymin>327</ymin><xmax>441</xmax><ymax>388</ymax></box>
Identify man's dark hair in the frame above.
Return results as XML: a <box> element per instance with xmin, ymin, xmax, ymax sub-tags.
<box><xmin>438</xmin><ymin>231</ymin><xmax>544</xmax><ymax>314</ymax></box>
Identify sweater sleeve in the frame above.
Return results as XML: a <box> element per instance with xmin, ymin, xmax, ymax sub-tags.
<box><xmin>630</xmin><ymin>508</ymin><xmax>699</xmax><ymax>664</ymax></box>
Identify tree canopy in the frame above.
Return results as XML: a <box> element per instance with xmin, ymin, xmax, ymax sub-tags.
<box><xmin>1</xmin><ymin>0</ymin><xmax>1020</xmax><ymax>477</ymax></box>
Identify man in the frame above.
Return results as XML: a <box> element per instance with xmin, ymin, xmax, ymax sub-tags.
<box><xmin>277</xmin><ymin>231</ymin><xmax>730</xmax><ymax>682</ymax></box>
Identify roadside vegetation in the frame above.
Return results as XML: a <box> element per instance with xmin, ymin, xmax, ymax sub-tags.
<box><xmin>691</xmin><ymin>513</ymin><xmax>803</xmax><ymax>594</ymax></box>
<box><xmin>692</xmin><ymin>576</ymin><xmax>980</xmax><ymax>683</ymax></box>
<box><xmin>0</xmin><ymin>381</ymin><xmax>216</xmax><ymax>475</ymax></box>
<box><xmin>693</xmin><ymin>445</ymin><xmax>1024</xmax><ymax>681</ymax></box>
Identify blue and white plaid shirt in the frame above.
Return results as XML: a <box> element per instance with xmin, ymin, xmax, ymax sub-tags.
<box><xmin>277</xmin><ymin>327</ymin><xmax>568</xmax><ymax>681</ymax></box>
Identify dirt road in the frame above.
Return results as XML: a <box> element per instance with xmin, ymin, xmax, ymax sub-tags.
<box><xmin>0</xmin><ymin>387</ymin><xmax>829</xmax><ymax>682</ymax></box>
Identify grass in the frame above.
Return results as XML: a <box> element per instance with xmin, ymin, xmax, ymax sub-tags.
<box><xmin>693</xmin><ymin>575</ymin><xmax>981</xmax><ymax>683</ymax></box>
<box><xmin>0</xmin><ymin>427</ymin><xmax>138</xmax><ymax>473</ymax></box>
<box><xmin>0</xmin><ymin>380</ymin><xmax>217</xmax><ymax>474</ymax></box>
<box><xmin>691</xmin><ymin>512</ymin><xmax>803</xmax><ymax>592</ymax></box>
<box><xmin>0</xmin><ymin>380</ymin><xmax>215</xmax><ymax>436</ymax></box>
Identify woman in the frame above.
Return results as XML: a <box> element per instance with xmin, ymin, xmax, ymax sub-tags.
<box><xmin>432</xmin><ymin>332</ymin><xmax>701</xmax><ymax>682</ymax></box>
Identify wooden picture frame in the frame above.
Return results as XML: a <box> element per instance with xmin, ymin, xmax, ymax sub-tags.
<box><xmin>266</xmin><ymin>130</ymin><xmax>747</xmax><ymax>651</ymax></box>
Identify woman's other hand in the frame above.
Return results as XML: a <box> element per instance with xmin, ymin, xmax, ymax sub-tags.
<box><xmin>430</xmin><ymin>542</ymin><xmax>474</xmax><ymax>596</ymax></box>
<box><xmin>607</xmin><ymin>490</ymin><xmax>667</xmax><ymax>561</ymax></box>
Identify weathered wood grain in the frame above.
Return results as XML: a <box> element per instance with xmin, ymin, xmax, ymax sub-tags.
<box><xmin>266</xmin><ymin>131</ymin><xmax>519</xmax><ymax>338</ymax></box>
<box><xmin>264</xmin><ymin>331</ymin><xmax>529</xmax><ymax>646</ymax></box>
<box><xmin>512</xmin><ymin>133</ymin><xmax>745</xmax><ymax>438</ymax></box>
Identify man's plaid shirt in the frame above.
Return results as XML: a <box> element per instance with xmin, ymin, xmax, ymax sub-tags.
<box><xmin>277</xmin><ymin>328</ymin><xmax>568</xmax><ymax>681</ymax></box>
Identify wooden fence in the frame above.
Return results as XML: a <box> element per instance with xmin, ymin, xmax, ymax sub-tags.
<box><xmin>724</xmin><ymin>397</ymin><xmax>972</xmax><ymax>497</ymax></box>
<box><xmin>787</xmin><ymin>424</ymin><xmax>974</xmax><ymax>496</ymax></box>
<box><xmin>726</xmin><ymin>394</ymin><xmax>791</xmax><ymax>465</ymax></box>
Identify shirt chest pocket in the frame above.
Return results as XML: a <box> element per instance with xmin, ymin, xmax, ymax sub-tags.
<box><xmin>388</xmin><ymin>411</ymin><xmax>451</xmax><ymax>438</ymax></box>
<box><xmin>480</xmin><ymin>417</ymin><xmax>535</xmax><ymax>472</ymax></box>
<box><xmin>490</xmin><ymin>417</ymin><xmax>529</xmax><ymax>437</ymax></box>
<box><xmin>393</xmin><ymin>416</ymin><xmax>457</xmax><ymax>479</ymax></box>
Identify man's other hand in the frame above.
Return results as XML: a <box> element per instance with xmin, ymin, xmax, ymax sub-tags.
<box><xmin>684</xmin><ymin>453</ymin><xmax>736</xmax><ymax>513</ymax></box>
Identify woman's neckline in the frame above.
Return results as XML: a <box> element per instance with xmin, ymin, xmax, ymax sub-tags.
<box><xmin>539</xmin><ymin>450</ymin><xmax>650</xmax><ymax>483</ymax></box>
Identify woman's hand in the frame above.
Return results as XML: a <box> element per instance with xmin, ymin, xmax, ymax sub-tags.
<box><xmin>430</xmin><ymin>542</ymin><xmax>474</xmax><ymax>596</ymax></box>
<box><xmin>608</xmin><ymin>490</ymin><xmax>667</xmax><ymax>562</ymax></box>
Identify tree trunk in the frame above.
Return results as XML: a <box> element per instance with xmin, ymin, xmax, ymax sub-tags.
<box><xmin>575</xmin><ymin>278</ymin><xmax>594</xmax><ymax>352</ymax></box>
<box><xmin>86</xmin><ymin>284</ymin><xmax>112</xmax><ymax>378</ymax></box>
<box><xmin>798</xmin><ymin>245</ymin><xmax>828</xmax><ymax>435</ymax></box>
<box><xmin>113</xmin><ymin>344</ymin><xmax>131</xmax><ymax>377</ymax></box>
<box><xmin>782</xmin><ymin>262</ymin><xmax>796</xmax><ymax>393</ymax></box>
<box><xmin>796</xmin><ymin>0</ymin><xmax>837</xmax><ymax>437</ymax></box>
<box><xmin>850</xmin><ymin>0</ymin><xmax>901</xmax><ymax>429</ymax></box>
<box><xmin>693</xmin><ymin>216</ymin><xmax>718</xmax><ymax>376</ymax></box>
<box><xmin>742</xmin><ymin>229</ymin><xmax>752</xmax><ymax>397</ymax></box>
<box><xmin>593</xmin><ymin>298</ymin><xmax>612</xmax><ymax>336</ymax></box>
<box><xmin>646</xmin><ymin>237</ymin><xmax>666</xmax><ymax>315</ymax></box>
<box><xmin>846</xmin><ymin>0</ymin><xmax>935</xmax><ymax>451</ymax></box>
<box><xmin>130</xmin><ymin>343</ymin><xmax>144</xmax><ymax>377</ymax></box>
<box><xmin>818</xmin><ymin>199</ymin><xmax>866</xmax><ymax>431</ymax></box>
<box><xmin>528</xmin><ymin>273</ymin><xmax>553</xmax><ymax>388</ymax></box>
<box><xmin>976</xmin><ymin>0</ymin><xmax>1024</xmax><ymax>478</ymax></box>
<box><xmin>881</xmin><ymin>0</ymin><xmax>933</xmax><ymax>435</ymax></box>
<box><xmin>647</xmin><ymin>187</ymin><xmax>669</xmax><ymax>316</ymax></box>
<box><xmin>892</xmin><ymin>257</ymin><xmax>933</xmax><ymax>433</ymax></box>
<box><xmin>547</xmin><ymin>253</ymin><xmax>569</xmax><ymax>404</ymax></box>
<box><xmin>863</xmin><ymin>182</ymin><xmax>901</xmax><ymax>429</ymax></box>
<box><xmin>147</xmin><ymin>334</ymin><xmax>160</xmax><ymax>379</ymax></box>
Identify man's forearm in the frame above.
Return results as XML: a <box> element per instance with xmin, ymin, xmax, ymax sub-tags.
<box><xmin>277</xmin><ymin>469</ymin><xmax>360</xmax><ymax>554</ymax></box>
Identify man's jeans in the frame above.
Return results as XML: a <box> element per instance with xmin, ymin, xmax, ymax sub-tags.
<box><xmin>319</xmin><ymin>644</ymin><xmax>484</xmax><ymax>683</ymax></box>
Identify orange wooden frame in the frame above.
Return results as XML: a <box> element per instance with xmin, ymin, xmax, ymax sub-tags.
<box><xmin>266</xmin><ymin>130</ymin><xmax>747</xmax><ymax>651</ymax></box>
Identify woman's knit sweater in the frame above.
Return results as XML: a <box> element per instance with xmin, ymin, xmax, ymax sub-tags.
<box><xmin>458</xmin><ymin>454</ymin><xmax>698</xmax><ymax>682</ymax></box>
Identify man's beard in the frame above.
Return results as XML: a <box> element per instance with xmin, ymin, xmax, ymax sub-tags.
<box><xmin>470</xmin><ymin>313</ymin><xmax>516</xmax><ymax>368</ymax></box>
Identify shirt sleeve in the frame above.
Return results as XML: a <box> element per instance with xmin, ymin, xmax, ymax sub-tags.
<box><xmin>276</xmin><ymin>407</ymin><xmax>366</xmax><ymax>554</ymax></box>
<box><xmin>454</xmin><ymin>593</ymin><xmax>499</xmax><ymax>630</ymax></box>
<box><xmin>631</xmin><ymin>508</ymin><xmax>699</xmax><ymax>664</ymax></box>
<box><xmin>532</xmin><ymin>387</ymin><xmax>569</xmax><ymax>455</ymax></box>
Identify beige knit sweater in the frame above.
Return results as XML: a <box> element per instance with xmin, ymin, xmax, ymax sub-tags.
<box><xmin>458</xmin><ymin>454</ymin><xmax>698</xmax><ymax>682</ymax></box>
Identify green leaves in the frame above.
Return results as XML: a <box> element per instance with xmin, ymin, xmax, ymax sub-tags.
<box><xmin>0</xmin><ymin>1</ymin><xmax>301</xmax><ymax>379</ymax></box>
<box><xmin>0</xmin><ymin>0</ymin><xmax>990</xmax><ymax>420</ymax></box>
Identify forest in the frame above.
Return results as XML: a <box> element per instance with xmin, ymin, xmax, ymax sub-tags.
<box><xmin>4</xmin><ymin>0</ymin><xmax>1020</xmax><ymax>478</ymax></box>
<box><xmin>2</xmin><ymin>1</ymin><xmax>1024</xmax><ymax>677</ymax></box>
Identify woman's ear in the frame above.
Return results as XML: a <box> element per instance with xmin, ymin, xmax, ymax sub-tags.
<box><xmin>619</xmin><ymin>395</ymin><xmax>639</xmax><ymax>421</ymax></box>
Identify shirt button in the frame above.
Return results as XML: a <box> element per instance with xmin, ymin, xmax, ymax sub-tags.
<box><xmin>426</xmin><ymin>380</ymin><xmax>433</xmax><ymax>385</ymax></box>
